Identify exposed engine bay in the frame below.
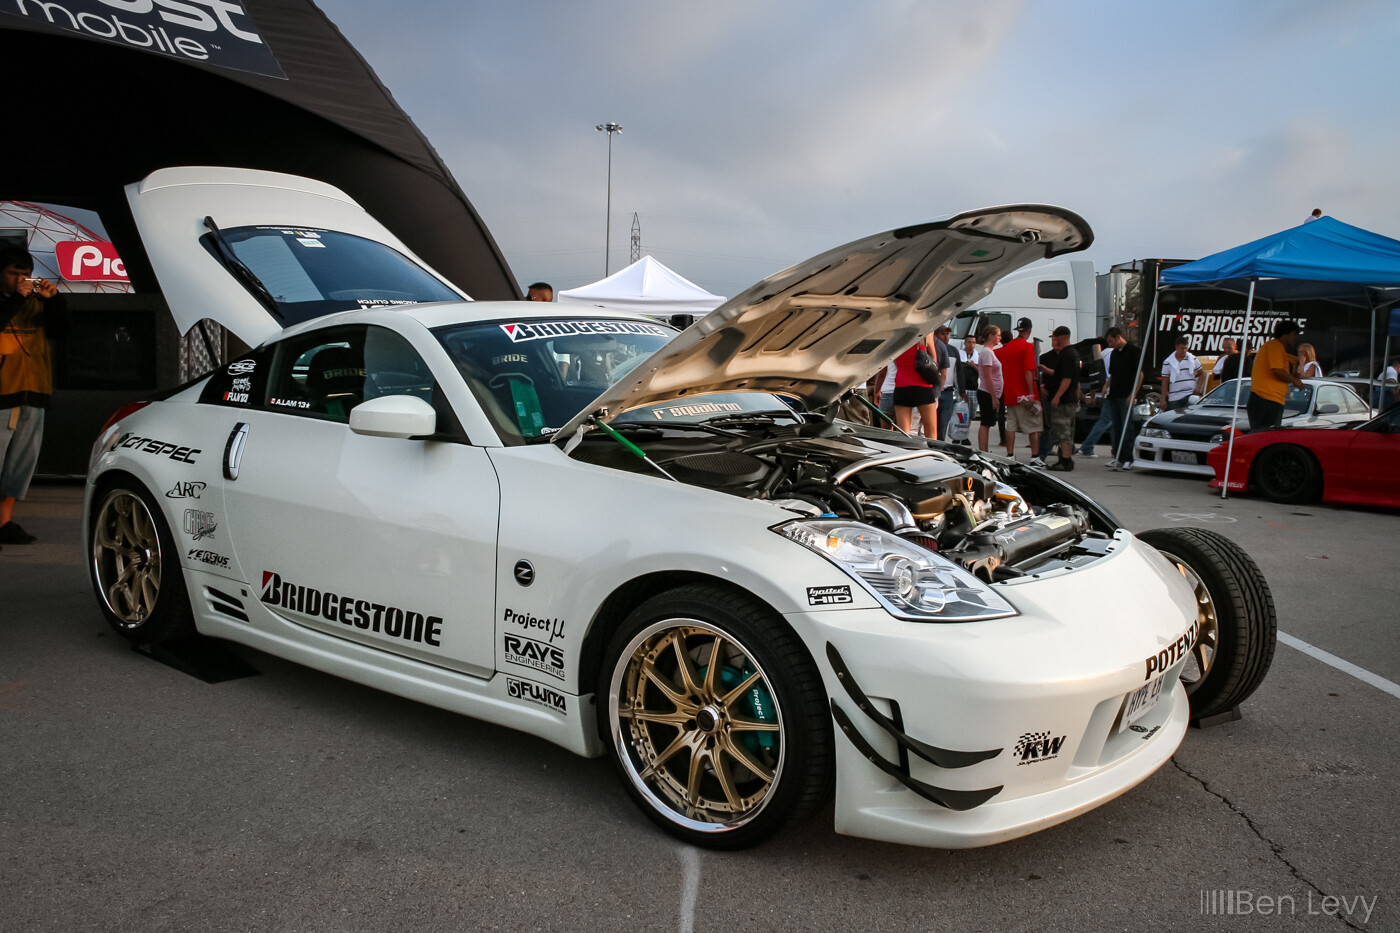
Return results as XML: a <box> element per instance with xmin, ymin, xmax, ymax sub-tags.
<box><xmin>569</xmin><ymin>411</ymin><xmax>1120</xmax><ymax>581</ymax></box>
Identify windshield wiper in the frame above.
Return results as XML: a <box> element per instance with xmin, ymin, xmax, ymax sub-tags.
<box><xmin>703</xmin><ymin>409</ymin><xmax>801</xmax><ymax>426</ymax></box>
<box><xmin>612</xmin><ymin>420</ymin><xmax>745</xmax><ymax>439</ymax></box>
<box><xmin>203</xmin><ymin>216</ymin><xmax>281</xmax><ymax>315</ymax></box>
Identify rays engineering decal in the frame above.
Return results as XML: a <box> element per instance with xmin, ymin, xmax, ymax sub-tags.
<box><xmin>260</xmin><ymin>571</ymin><xmax>443</xmax><ymax>647</ymax></box>
<box><xmin>499</xmin><ymin>320</ymin><xmax>669</xmax><ymax>343</ymax></box>
<box><xmin>503</xmin><ymin>633</ymin><xmax>565</xmax><ymax>680</ymax></box>
<box><xmin>506</xmin><ymin>677</ymin><xmax>567</xmax><ymax>714</ymax></box>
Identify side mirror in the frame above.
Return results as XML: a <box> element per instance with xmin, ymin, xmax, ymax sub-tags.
<box><xmin>348</xmin><ymin>395</ymin><xmax>437</xmax><ymax>439</ymax></box>
<box><xmin>1315</xmin><ymin>403</ymin><xmax>1340</xmax><ymax>415</ymax></box>
<box><xmin>1186</xmin><ymin>394</ymin><xmax>1201</xmax><ymax>406</ymax></box>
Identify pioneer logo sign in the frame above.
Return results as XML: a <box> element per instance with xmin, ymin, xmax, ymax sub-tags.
<box><xmin>4</xmin><ymin>0</ymin><xmax>286</xmax><ymax>78</ymax></box>
<box><xmin>260</xmin><ymin>571</ymin><xmax>443</xmax><ymax>647</ymax></box>
<box><xmin>807</xmin><ymin>585</ymin><xmax>852</xmax><ymax>606</ymax></box>
<box><xmin>182</xmin><ymin>508</ymin><xmax>216</xmax><ymax>540</ymax></box>
<box><xmin>506</xmin><ymin>677</ymin><xmax>566</xmax><ymax>714</ymax></box>
<box><xmin>55</xmin><ymin>241</ymin><xmax>127</xmax><ymax>281</ymax></box>
<box><xmin>503</xmin><ymin>634</ymin><xmax>565</xmax><ymax>681</ymax></box>
<box><xmin>1013</xmin><ymin>730</ymin><xmax>1066</xmax><ymax>766</ymax></box>
<box><xmin>1144</xmin><ymin>619</ymin><xmax>1199</xmax><ymax>681</ymax></box>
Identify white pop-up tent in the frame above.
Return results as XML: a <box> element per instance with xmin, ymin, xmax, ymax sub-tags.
<box><xmin>557</xmin><ymin>255</ymin><xmax>725</xmax><ymax>315</ymax></box>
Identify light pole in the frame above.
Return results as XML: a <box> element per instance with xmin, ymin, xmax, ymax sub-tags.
<box><xmin>596</xmin><ymin>121</ymin><xmax>622</xmax><ymax>275</ymax></box>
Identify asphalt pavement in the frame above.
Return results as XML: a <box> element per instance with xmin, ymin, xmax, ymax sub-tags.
<box><xmin>2</xmin><ymin>467</ymin><xmax>1396</xmax><ymax>933</ymax></box>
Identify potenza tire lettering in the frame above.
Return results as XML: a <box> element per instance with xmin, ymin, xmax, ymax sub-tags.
<box><xmin>260</xmin><ymin>571</ymin><xmax>443</xmax><ymax>647</ymax></box>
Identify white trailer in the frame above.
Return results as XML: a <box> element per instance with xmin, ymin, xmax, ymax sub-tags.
<box><xmin>949</xmin><ymin>259</ymin><xmax>1100</xmax><ymax>343</ymax></box>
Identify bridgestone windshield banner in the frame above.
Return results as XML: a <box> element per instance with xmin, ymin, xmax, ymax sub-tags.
<box><xmin>3</xmin><ymin>0</ymin><xmax>285</xmax><ymax>78</ymax></box>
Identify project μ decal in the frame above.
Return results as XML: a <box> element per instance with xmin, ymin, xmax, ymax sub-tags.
<box><xmin>259</xmin><ymin>571</ymin><xmax>443</xmax><ymax>647</ymax></box>
<box><xmin>227</xmin><ymin>359</ymin><xmax>256</xmax><ymax>375</ymax></box>
<box><xmin>512</xmin><ymin>560</ymin><xmax>535</xmax><ymax>587</ymax></box>
<box><xmin>503</xmin><ymin>634</ymin><xmax>565</xmax><ymax>681</ymax></box>
<box><xmin>649</xmin><ymin>401</ymin><xmax>743</xmax><ymax>420</ymax></box>
<box><xmin>499</xmin><ymin>321</ymin><xmax>669</xmax><ymax>343</ymax></box>
<box><xmin>1</xmin><ymin>0</ymin><xmax>287</xmax><ymax>79</ymax></box>
<box><xmin>1013</xmin><ymin>730</ymin><xmax>1066</xmax><ymax>766</ymax></box>
<box><xmin>223</xmin><ymin>375</ymin><xmax>252</xmax><ymax>404</ymax></box>
<box><xmin>182</xmin><ymin>509</ymin><xmax>217</xmax><ymax>540</ymax></box>
<box><xmin>506</xmin><ymin>677</ymin><xmax>567</xmax><ymax>714</ymax></box>
<box><xmin>187</xmin><ymin>548</ymin><xmax>230</xmax><ymax>569</ymax></box>
<box><xmin>165</xmin><ymin>481</ymin><xmax>206</xmax><ymax>499</ymax></box>
<box><xmin>503</xmin><ymin>608</ymin><xmax>563</xmax><ymax>642</ymax></box>
<box><xmin>1144</xmin><ymin>618</ymin><xmax>1199</xmax><ymax>681</ymax></box>
<box><xmin>111</xmin><ymin>433</ymin><xmax>200</xmax><ymax>463</ymax></box>
<box><xmin>807</xmin><ymin>585</ymin><xmax>852</xmax><ymax>606</ymax></box>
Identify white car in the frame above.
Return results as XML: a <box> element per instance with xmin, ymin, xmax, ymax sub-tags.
<box><xmin>1133</xmin><ymin>378</ymin><xmax>1372</xmax><ymax>476</ymax></box>
<box><xmin>85</xmin><ymin>168</ymin><xmax>1276</xmax><ymax>849</ymax></box>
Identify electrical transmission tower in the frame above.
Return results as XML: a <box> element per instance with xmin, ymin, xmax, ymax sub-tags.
<box><xmin>630</xmin><ymin>212</ymin><xmax>641</xmax><ymax>264</ymax></box>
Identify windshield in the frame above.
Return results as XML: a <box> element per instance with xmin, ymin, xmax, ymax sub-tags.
<box><xmin>1199</xmin><ymin>379</ymin><xmax>1311</xmax><ymax>415</ymax></box>
<box><xmin>434</xmin><ymin>318</ymin><xmax>677</xmax><ymax>442</ymax></box>
<box><xmin>202</xmin><ymin>225</ymin><xmax>460</xmax><ymax>326</ymax></box>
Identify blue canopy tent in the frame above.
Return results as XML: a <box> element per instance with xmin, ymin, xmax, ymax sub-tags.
<box><xmin>1134</xmin><ymin>217</ymin><xmax>1400</xmax><ymax>494</ymax></box>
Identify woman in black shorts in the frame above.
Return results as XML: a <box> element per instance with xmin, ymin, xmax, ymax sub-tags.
<box><xmin>892</xmin><ymin>336</ymin><xmax>938</xmax><ymax>438</ymax></box>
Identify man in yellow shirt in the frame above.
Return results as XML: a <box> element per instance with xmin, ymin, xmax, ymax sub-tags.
<box><xmin>1247</xmin><ymin>320</ymin><xmax>1305</xmax><ymax>431</ymax></box>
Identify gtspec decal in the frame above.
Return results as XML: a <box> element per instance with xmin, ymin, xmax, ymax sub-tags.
<box><xmin>187</xmin><ymin>548</ymin><xmax>229</xmax><ymax>569</ymax></box>
<box><xmin>182</xmin><ymin>509</ymin><xmax>217</xmax><ymax>540</ymax></box>
<box><xmin>507</xmin><ymin>677</ymin><xmax>567</xmax><ymax>714</ymax></box>
<box><xmin>503</xmin><ymin>634</ymin><xmax>565</xmax><ymax>681</ymax></box>
<box><xmin>224</xmin><ymin>375</ymin><xmax>252</xmax><ymax>404</ymax></box>
<box><xmin>651</xmin><ymin>401</ymin><xmax>742</xmax><ymax>420</ymax></box>
<box><xmin>503</xmin><ymin>608</ymin><xmax>564</xmax><ymax>643</ymax></box>
<box><xmin>165</xmin><ymin>481</ymin><xmax>206</xmax><ymax>499</ymax></box>
<box><xmin>1144</xmin><ymin>619</ymin><xmax>1200</xmax><ymax>681</ymax></box>
<box><xmin>807</xmin><ymin>585</ymin><xmax>852</xmax><ymax>606</ymax></box>
<box><xmin>112</xmin><ymin>433</ymin><xmax>200</xmax><ymax>463</ymax></box>
<box><xmin>269</xmin><ymin>397</ymin><xmax>311</xmax><ymax>409</ymax></box>
<box><xmin>1013</xmin><ymin>730</ymin><xmax>1066</xmax><ymax>766</ymax></box>
<box><xmin>499</xmin><ymin>320</ymin><xmax>669</xmax><ymax>343</ymax></box>
<box><xmin>227</xmin><ymin>359</ymin><xmax>256</xmax><ymax>375</ymax></box>
<box><xmin>260</xmin><ymin>571</ymin><xmax>443</xmax><ymax>647</ymax></box>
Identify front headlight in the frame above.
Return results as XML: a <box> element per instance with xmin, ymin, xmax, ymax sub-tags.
<box><xmin>1209</xmin><ymin>433</ymin><xmax>1225</xmax><ymax>444</ymax></box>
<box><xmin>775</xmin><ymin>520</ymin><xmax>1017</xmax><ymax>622</ymax></box>
<box><xmin>1141</xmin><ymin>427</ymin><xmax>1171</xmax><ymax>438</ymax></box>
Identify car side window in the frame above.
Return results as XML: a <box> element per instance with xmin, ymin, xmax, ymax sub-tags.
<box><xmin>1317</xmin><ymin>385</ymin><xmax>1344</xmax><ymax>411</ymax></box>
<box><xmin>1345</xmin><ymin>388</ymin><xmax>1371</xmax><ymax>414</ymax></box>
<box><xmin>262</xmin><ymin>325</ymin><xmax>436</xmax><ymax>422</ymax></box>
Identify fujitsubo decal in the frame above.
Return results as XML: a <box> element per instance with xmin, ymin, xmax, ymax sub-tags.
<box><xmin>224</xmin><ymin>375</ymin><xmax>252</xmax><ymax>403</ymax></box>
<box><xmin>650</xmin><ymin>401</ymin><xmax>743</xmax><ymax>420</ymax></box>
<box><xmin>503</xmin><ymin>633</ymin><xmax>565</xmax><ymax>680</ymax></box>
<box><xmin>503</xmin><ymin>608</ymin><xmax>564</xmax><ymax>643</ymax></box>
<box><xmin>1145</xmin><ymin>619</ymin><xmax>1200</xmax><ymax>681</ymax></box>
<box><xmin>500</xmin><ymin>320</ymin><xmax>668</xmax><ymax>343</ymax></box>
<box><xmin>112</xmin><ymin>432</ymin><xmax>200</xmax><ymax>463</ymax></box>
<box><xmin>182</xmin><ymin>509</ymin><xmax>217</xmax><ymax>540</ymax></box>
<box><xmin>187</xmin><ymin>548</ymin><xmax>229</xmax><ymax>569</ymax></box>
<box><xmin>165</xmin><ymin>481</ymin><xmax>206</xmax><ymax>499</ymax></box>
<box><xmin>269</xmin><ymin>397</ymin><xmax>311</xmax><ymax>409</ymax></box>
<box><xmin>807</xmin><ymin>585</ymin><xmax>852</xmax><ymax>606</ymax></box>
<box><xmin>507</xmin><ymin>677</ymin><xmax>566</xmax><ymax>714</ymax></box>
<box><xmin>1013</xmin><ymin>730</ymin><xmax>1066</xmax><ymax>765</ymax></box>
<box><xmin>260</xmin><ymin>571</ymin><xmax>443</xmax><ymax>647</ymax></box>
<box><xmin>227</xmin><ymin>358</ymin><xmax>256</xmax><ymax>375</ymax></box>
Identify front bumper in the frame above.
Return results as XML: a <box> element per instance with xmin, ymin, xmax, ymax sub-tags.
<box><xmin>789</xmin><ymin>532</ymin><xmax>1197</xmax><ymax>848</ymax></box>
<box><xmin>1133</xmin><ymin>435</ymin><xmax>1216</xmax><ymax>475</ymax></box>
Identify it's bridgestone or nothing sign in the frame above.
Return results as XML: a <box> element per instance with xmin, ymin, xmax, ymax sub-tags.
<box><xmin>3</xmin><ymin>0</ymin><xmax>286</xmax><ymax>79</ymax></box>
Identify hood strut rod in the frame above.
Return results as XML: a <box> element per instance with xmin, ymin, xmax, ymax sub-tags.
<box><xmin>590</xmin><ymin>417</ymin><xmax>678</xmax><ymax>482</ymax></box>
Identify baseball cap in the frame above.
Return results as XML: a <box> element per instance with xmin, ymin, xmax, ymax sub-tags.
<box><xmin>934</xmin><ymin>323</ymin><xmax>951</xmax><ymax>333</ymax></box>
<box><xmin>1052</xmin><ymin>325</ymin><xmax>1072</xmax><ymax>337</ymax></box>
<box><xmin>1016</xmin><ymin>317</ymin><xmax>1033</xmax><ymax>331</ymax></box>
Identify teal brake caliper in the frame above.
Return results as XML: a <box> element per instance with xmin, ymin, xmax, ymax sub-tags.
<box><xmin>717</xmin><ymin>663</ymin><xmax>777</xmax><ymax>755</ymax></box>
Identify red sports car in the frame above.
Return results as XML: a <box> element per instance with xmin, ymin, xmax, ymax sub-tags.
<box><xmin>1207</xmin><ymin>405</ymin><xmax>1400</xmax><ymax>506</ymax></box>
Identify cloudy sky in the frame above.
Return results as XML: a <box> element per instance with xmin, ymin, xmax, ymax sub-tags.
<box><xmin>316</xmin><ymin>0</ymin><xmax>1400</xmax><ymax>300</ymax></box>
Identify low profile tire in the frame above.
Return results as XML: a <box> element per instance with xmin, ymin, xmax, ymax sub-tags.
<box><xmin>602</xmin><ymin>583</ymin><xmax>832</xmax><ymax>849</ymax></box>
<box><xmin>89</xmin><ymin>482</ymin><xmax>195</xmax><ymax>645</ymax></box>
<box><xmin>1252</xmin><ymin>444</ymin><xmax>1321</xmax><ymax>503</ymax></box>
<box><xmin>1138</xmin><ymin>528</ymin><xmax>1277</xmax><ymax>720</ymax></box>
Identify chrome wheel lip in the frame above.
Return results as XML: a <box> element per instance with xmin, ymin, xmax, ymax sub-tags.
<box><xmin>609</xmin><ymin>617</ymin><xmax>786</xmax><ymax>834</ymax></box>
<box><xmin>1159</xmin><ymin>551</ymin><xmax>1219</xmax><ymax>690</ymax></box>
<box><xmin>91</xmin><ymin>489</ymin><xmax>162</xmax><ymax>629</ymax></box>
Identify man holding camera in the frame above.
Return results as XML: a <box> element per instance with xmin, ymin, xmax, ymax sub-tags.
<box><xmin>0</xmin><ymin>247</ymin><xmax>68</xmax><ymax>546</ymax></box>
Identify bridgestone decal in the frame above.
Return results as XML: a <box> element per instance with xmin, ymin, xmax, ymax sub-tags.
<box><xmin>259</xmin><ymin>571</ymin><xmax>443</xmax><ymax>648</ymax></box>
<box><xmin>499</xmin><ymin>320</ymin><xmax>668</xmax><ymax>343</ymax></box>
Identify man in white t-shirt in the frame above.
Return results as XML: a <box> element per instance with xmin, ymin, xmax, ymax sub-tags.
<box><xmin>1211</xmin><ymin>337</ymin><xmax>1237</xmax><ymax>381</ymax></box>
<box><xmin>1160</xmin><ymin>337</ymin><xmax>1205</xmax><ymax>411</ymax></box>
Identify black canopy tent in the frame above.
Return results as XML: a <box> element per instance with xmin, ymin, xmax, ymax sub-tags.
<box><xmin>1</xmin><ymin>0</ymin><xmax>518</xmax><ymax>301</ymax></box>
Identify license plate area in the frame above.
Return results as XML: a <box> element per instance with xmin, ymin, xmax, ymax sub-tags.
<box><xmin>1119</xmin><ymin>674</ymin><xmax>1166</xmax><ymax>732</ymax></box>
<box><xmin>1171</xmin><ymin>450</ymin><xmax>1198</xmax><ymax>465</ymax></box>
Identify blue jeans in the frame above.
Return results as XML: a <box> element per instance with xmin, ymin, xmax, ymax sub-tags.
<box><xmin>1104</xmin><ymin>397</ymin><xmax>1139</xmax><ymax>462</ymax></box>
<box><xmin>1080</xmin><ymin>402</ymin><xmax>1116</xmax><ymax>454</ymax></box>
<box><xmin>936</xmin><ymin>388</ymin><xmax>956</xmax><ymax>440</ymax></box>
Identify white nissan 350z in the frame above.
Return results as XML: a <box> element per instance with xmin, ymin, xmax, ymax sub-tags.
<box><xmin>86</xmin><ymin>167</ymin><xmax>1276</xmax><ymax>849</ymax></box>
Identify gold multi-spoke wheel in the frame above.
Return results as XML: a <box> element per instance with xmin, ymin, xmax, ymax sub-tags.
<box><xmin>604</xmin><ymin>585</ymin><xmax>832</xmax><ymax>848</ymax></box>
<box><xmin>89</xmin><ymin>485</ymin><xmax>194</xmax><ymax>644</ymax></box>
<box><xmin>1138</xmin><ymin>528</ymin><xmax>1277</xmax><ymax>720</ymax></box>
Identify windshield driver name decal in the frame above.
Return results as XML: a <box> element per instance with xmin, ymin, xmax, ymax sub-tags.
<box><xmin>500</xmin><ymin>321</ymin><xmax>668</xmax><ymax>343</ymax></box>
<box><xmin>650</xmin><ymin>401</ymin><xmax>743</xmax><ymax>420</ymax></box>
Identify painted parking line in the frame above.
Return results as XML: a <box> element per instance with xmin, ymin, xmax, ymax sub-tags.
<box><xmin>1279</xmin><ymin>631</ymin><xmax>1400</xmax><ymax>700</ymax></box>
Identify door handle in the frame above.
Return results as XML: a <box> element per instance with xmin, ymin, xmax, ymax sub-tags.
<box><xmin>224</xmin><ymin>422</ymin><xmax>249</xmax><ymax>480</ymax></box>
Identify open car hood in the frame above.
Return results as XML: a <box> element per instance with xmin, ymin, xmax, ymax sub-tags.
<box><xmin>557</xmin><ymin>205</ymin><xmax>1091</xmax><ymax>439</ymax></box>
<box><xmin>126</xmin><ymin>166</ymin><xmax>467</xmax><ymax>348</ymax></box>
